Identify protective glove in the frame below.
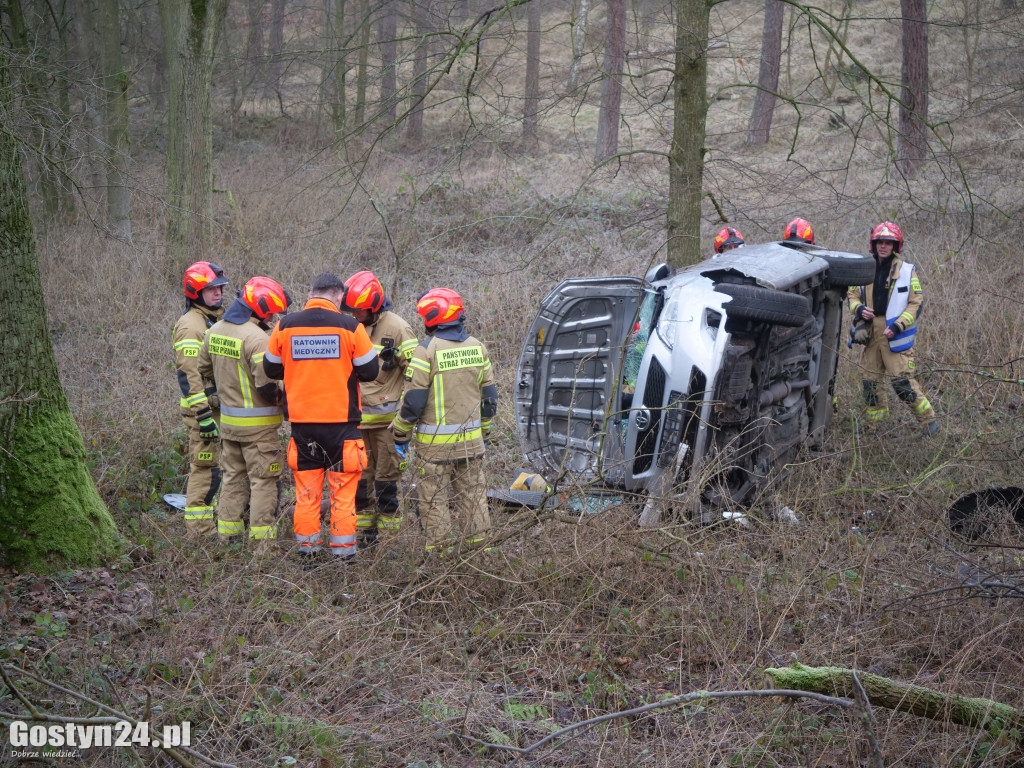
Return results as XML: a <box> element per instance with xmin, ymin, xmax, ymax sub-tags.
<box><xmin>204</xmin><ymin>386</ymin><xmax>220</xmax><ymax>411</ymax></box>
<box><xmin>198</xmin><ymin>415</ymin><xmax>219</xmax><ymax>440</ymax></box>
<box><xmin>394</xmin><ymin>441</ymin><xmax>409</xmax><ymax>471</ymax></box>
<box><xmin>379</xmin><ymin>344</ymin><xmax>398</xmax><ymax>371</ymax></box>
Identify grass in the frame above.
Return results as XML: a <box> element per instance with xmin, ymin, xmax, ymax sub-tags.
<box><xmin>4</xmin><ymin>0</ymin><xmax>1024</xmax><ymax>764</ymax></box>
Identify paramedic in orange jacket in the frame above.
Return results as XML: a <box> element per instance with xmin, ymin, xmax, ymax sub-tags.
<box><xmin>264</xmin><ymin>272</ymin><xmax>379</xmax><ymax>563</ymax></box>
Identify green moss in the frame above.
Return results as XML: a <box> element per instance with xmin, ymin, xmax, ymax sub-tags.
<box><xmin>0</xmin><ymin>402</ymin><xmax>121</xmax><ymax>572</ymax></box>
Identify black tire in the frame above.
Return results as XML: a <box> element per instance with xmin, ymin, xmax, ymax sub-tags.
<box><xmin>817</xmin><ymin>253</ymin><xmax>875</xmax><ymax>288</ymax></box>
<box><xmin>715</xmin><ymin>283</ymin><xmax>810</xmax><ymax>328</ymax></box>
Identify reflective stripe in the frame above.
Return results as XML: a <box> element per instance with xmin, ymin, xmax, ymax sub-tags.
<box><xmin>221</xmin><ymin>413</ymin><xmax>283</xmax><ymax>427</ymax></box>
<box><xmin>408</xmin><ymin>358</ymin><xmax>431</xmax><ymax>373</ymax></box>
<box><xmin>361</xmin><ymin>411</ymin><xmax>397</xmax><ymax>425</ymax></box>
<box><xmin>249</xmin><ymin>524</ymin><xmax>278</xmax><ymax>540</ymax></box>
<box><xmin>220</xmin><ymin>404</ymin><xmax>283</xmax><ymax>427</ymax></box>
<box><xmin>866</xmin><ymin>407</ymin><xmax>889</xmax><ymax>421</ymax></box>
<box><xmin>264</xmin><ymin>349</ymin><xmax>282</xmax><ymax>364</ymax></box>
<box><xmin>252</xmin><ymin>351</ymin><xmax>265</xmax><ymax>364</ymax></box>
<box><xmin>432</xmin><ymin>373</ymin><xmax>445</xmax><ymax>423</ymax></box>
<box><xmin>362</xmin><ymin>402</ymin><xmax>399</xmax><ymax>416</ymax></box>
<box><xmin>222</xmin><ymin>405</ymin><xmax>282</xmax><ymax>417</ymax></box>
<box><xmin>218</xmin><ymin>520</ymin><xmax>245</xmax><ymax>535</ymax></box>
<box><xmin>398</xmin><ymin>339</ymin><xmax>418</xmax><ymax>359</ymax></box>
<box><xmin>379</xmin><ymin>516</ymin><xmax>402</xmax><ymax>529</ymax></box>
<box><xmin>182</xmin><ymin>392</ymin><xmax>209</xmax><ymax>408</ymax></box>
<box><xmin>296</xmin><ymin>533</ymin><xmax>322</xmax><ymax>551</ymax></box>
<box><xmin>913</xmin><ymin>398</ymin><xmax>931</xmax><ymax>414</ymax></box>
<box><xmin>184</xmin><ymin>508</ymin><xmax>215</xmax><ymax>520</ymax></box>
<box><xmin>174</xmin><ymin>339</ymin><xmax>201</xmax><ymax>350</ymax></box>
<box><xmin>417</xmin><ymin>420</ymin><xmax>482</xmax><ymax>435</ymax></box>
<box><xmin>330</xmin><ymin>534</ymin><xmax>357</xmax><ymax>546</ymax></box>
<box><xmin>393</xmin><ymin>416</ymin><xmax>414</xmax><ymax>433</ymax></box>
<box><xmin>415</xmin><ymin>427</ymin><xmax>483</xmax><ymax>445</ymax></box>
<box><xmin>356</xmin><ymin>515</ymin><xmax>377</xmax><ymax>528</ymax></box>
<box><xmin>353</xmin><ymin>349</ymin><xmax>377</xmax><ymax>366</ymax></box>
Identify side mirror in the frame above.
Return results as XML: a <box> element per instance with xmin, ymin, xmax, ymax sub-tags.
<box><xmin>644</xmin><ymin>263</ymin><xmax>671</xmax><ymax>284</ymax></box>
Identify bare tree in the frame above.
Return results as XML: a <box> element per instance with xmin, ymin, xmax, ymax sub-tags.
<box><xmin>897</xmin><ymin>0</ymin><xmax>928</xmax><ymax>176</ymax></box>
<box><xmin>378</xmin><ymin>0</ymin><xmax>399</xmax><ymax>125</ymax></box>
<box><xmin>746</xmin><ymin>0</ymin><xmax>783</xmax><ymax>146</ymax></box>
<box><xmin>667</xmin><ymin>0</ymin><xmax>709</xmax><ymax>267</ymax></box>
<box><xmin>268</xmin><ymin>0</ymin><xmax>286</xmax><ymax>92</ymax></box>
<box><xmin>159</xmin><ymin>0</ymin><xmax>230</xmax><ymax>268</ymax></box>
<box><xmin>595</xmin><ymin>0</ymin><xmax>626</xmax><ymax>162</ymax></box>
<box><xmin>523</xmin><ymin>0</ymin><xmax>542</xmax><ymax>140</ymax></box>
<box><xmin>354</xmin><ymin>0</ymin><xmax>371</xmax><ymax>128</ymax></box>
<box><xmin>246</xmin><ymin>0</ymin><xmax>267</xmax><ymax>87</ymax></box>
<box><xmin>408</xmin><ymin>0</ymin><xmax>431</xmax><ymax>142</ymax></box>
<box><xmin>96</xmin><ymin>0</ymin><xmax>132</xmax><ymax>241</ymax></box>
<box><xmin>568</xmin><ymin>0</ymin><xmax>590</xmax><ymax>91</ymax></box>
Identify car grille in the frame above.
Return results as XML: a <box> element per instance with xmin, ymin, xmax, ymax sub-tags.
<box><xmin>632</xmin><ymin>357</ymin><xmax>666</xmax><ymax>474</ymax></box>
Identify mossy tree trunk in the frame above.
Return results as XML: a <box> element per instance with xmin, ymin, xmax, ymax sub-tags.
<box><xmin>666</xmin><ymin>0</ymin><xmax>710</xmax><ymax>267</ymax></box>
<box><xmin>159</xmin><ymin>0</ymin><xmax>230</xmax><ymax>272</ymax></box>
<box><xmin>0</xmin><ymin>55</ymin><xmax>121</xmax><ymax>573</ymax></box>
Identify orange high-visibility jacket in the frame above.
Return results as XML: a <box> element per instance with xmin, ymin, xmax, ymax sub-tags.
<box><xmin>264</xmin><ymin>297</ymin><xmax>379</xmax><ymax>424</ymax></box>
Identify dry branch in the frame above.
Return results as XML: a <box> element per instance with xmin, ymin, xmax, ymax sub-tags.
<box><xmin>764</xmin><ymin>662</ymin><xmax>1024</xmax><ymax>734</ymax></box>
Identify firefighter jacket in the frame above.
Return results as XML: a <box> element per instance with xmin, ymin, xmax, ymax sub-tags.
<box><xmin>847</xmin><ymin>256</ymin><xmax>923</xmax><ymax>352</ymax></box>
<box><xmin>392</xmin><ymin>324</ymin><xmax>499</xmax><ymax>463</ymax></box>
<box><xmin>263</xmin><ymin>297</ymin><xmax>379</xmax><ymax>424</ymax></box>
<box><xmin>172</xmin><ymin>302</ymin><xmax>223</xmax><ymax>421</ymax></box>
<box><xmin>359</xmin><ymin>304</ymin><xmax>418</xmax><ymax>430</ymax></box>
<box><xmin>198</xmin><ymin>299</ymin><xmax>283</xmax><ymax>441</ymax></box>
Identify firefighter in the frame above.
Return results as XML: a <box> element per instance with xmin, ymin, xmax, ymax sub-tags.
<box><xmin>847</xmin><ymin>221</ymin><xmax>938</xmax><ymax>435</ymax></box>
<box><xmin>342</xmin><ymin>271</ymin><xmax>418</xmax><ymax>549</ymax></box>
<box><xmin>172</xmin><ymin>262</ymin><xmax>229</xmax><ymax>536</ymax></box>
<box><xmin>264</xmin><ymin>273</ymin><xmax>379</xmax><ymax>563</ymax></box>
<box><xmin>783</xmin><ymin>217</ymin><xmax>815</xmax><ymax>245</ymax></box>
<box><xmin>198</xmin><ymin>277</ymin><xmax>289</xmax><ymax>543</ymax></box>
<box><xmin>392</xmin><ymin>289</ymin><xmax>499</xmax><ymax>554</ymax></box>
<box><xmin>713</xmin><ymin>226</ymin><xmax>745</xmax><ymax>254</ymax></box>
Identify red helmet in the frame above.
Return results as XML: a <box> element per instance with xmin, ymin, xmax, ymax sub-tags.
<box><xmin>183</xmin><ymin>261</ymin><xmax>229</xmax><ymax>300</ymax></box>
<box><xmin>714</xmin><ymin>226</ymin><xmax>745</xmax><ymax>254</ymax></box>
<box><xmin>416</xmin><ymin>288</ymin><xmax>465</xmax><ymax>328</ymax></box>
<box><xmin>870</xmin><ymin>221</ymin><xmax>903</xmax><ymax>254</ymax></box>
<box><xmin>241</xmin><ymin>277</ymin><xmax>289</xmax><ymax>319</ymax></box>
<box><xmin>783</xmin><ymin>218</ymin><xmax>815</xmax><ymax>244</ymax></box>
<box><xmin>343</xmin><ymin>270</ymin><xmax>384</xmax><ymax>313</ymax></box>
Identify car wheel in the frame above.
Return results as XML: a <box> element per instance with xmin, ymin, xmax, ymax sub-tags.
<box><xmin>817</xmin><ymin>254</ymin><xmax>875</xmax><ymax>288</ymax></box>
<box><xmin>715</xmin><ymin>283</ymin><xmax>811</xmax><ymax>328</ymax></box>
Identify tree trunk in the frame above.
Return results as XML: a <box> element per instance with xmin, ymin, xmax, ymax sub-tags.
<box><xmin>746</xmin><ymin>0</ymin><xmax>783</xmax><ymax>146</ymax></box>
<box><xmin>896</xmin><ymin>0</ymin><xmax>928</xmax><ymax>176</ymax></box>
<box><xmin>159</xmin><ymin>0</ymin><xmax>230</xmax><ymax>272</ymax></box>
<box><xmin>268</xmin><ymin>0</ymin><xmax>285</xmax><ymax>93</ymax></box>
<box><xmin>0</xmin><ymin>57</ymin><xmax>121</xmax><ymax>573</ymax></box>
<box><xmin>523</xmin><ymin>0</ymin><xmax>542</xmax><ymax>140</ymax></box>
<box><xmin>568</xmin><ymin>0</ymin><xmax>590</xmax><ymax>91</ymax></box>
<box><xmin>7</xmin><ymin>0</ymin><xmax>64</xmax><ymax>222</ymax></box>
<box><xmin>333</xmin><ymin>0</ymin><xmax>348</xmax><ymax>135</ymax></box>
<box><xmin>765</xmin><ymin>663</ymin><xmax>1024</xmax><ymax>733</ymax></box>
<box><xmin>407</xmin><ymin>0</ymin><xmax>429</xmax><ymax>142</ymax></box>
<box><xmin>666</xmin><ymin>0</ymin><xmax>709</xmax><ymax>267</ymax></box>
<box><xmin>595</xmin><ymin>0</ymin><xmax>626</xmax><ymax>162</ymax></box>
<box><xmin>96</xmin><ymin>0</ymin><xmax>133</xmax><ymax>242</ymax></box>
<box><xmin>378</xmin><ymin>0</ymin><xmax>398</xmax><ymax>126</ymax></box>
<box><xmin>247</xmin><ymin>0</ymin><xmax>267</xmax><ymax>87</ymax></box>
<box><xmin>354</xmin><ymin>0</ymin><xmax>370</xmax><ymax>129</ymax></box>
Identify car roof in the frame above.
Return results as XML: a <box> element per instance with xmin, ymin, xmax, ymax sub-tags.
<box><xmin>655</xmin><ymin>241</ymin><xmax>841</xmax><ymax>292</ymax></box>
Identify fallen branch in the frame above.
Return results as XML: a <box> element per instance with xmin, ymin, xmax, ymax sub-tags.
<box><xmin>764</xmin><ymin>662</ymin><xmax>1024</xmax><ymax>734</ymax></box>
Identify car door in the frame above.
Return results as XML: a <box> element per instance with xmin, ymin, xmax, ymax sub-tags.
<box><xmin>515</xmin><ymin>277</ymin><xmax>643</xmax><ymax>486</ymax></box>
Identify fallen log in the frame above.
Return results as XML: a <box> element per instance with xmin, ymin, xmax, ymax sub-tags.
<box><xmin>764</xmin><ymin>662</ymin><xmax>1024</xmax><ymax>734</ymax></box>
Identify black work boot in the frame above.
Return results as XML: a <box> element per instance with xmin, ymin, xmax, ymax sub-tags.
<box><xmin>358</xmin><ymin>528</ymin><xmax>379</xmax><ymax>550</ymax></box>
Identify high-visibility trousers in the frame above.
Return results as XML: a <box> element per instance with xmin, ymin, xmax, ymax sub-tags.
<box><xmin>182</xmin><ymin>414</ymin><xmax>221</xmax><ymax>536</ymax></box>
<box><xmin>218</xmin><ymin>436</ymin><xmax>283</xmax><ymax>541</ymax></box>
<box><xmin>859</xmin><ymin>324</ymin><xmax>935</xmax><ymax>425</ymax></box>
<box><xmin>355</xmin><ymin>426</ymin><xmax>403</xmax><ymax>534</ymax></box>
<box><xmin>416</xmin><ymin>456</ymin><xmax>490</xmax><ymax>551</ymax></box>
<box><xmin>288</xmin><ymin>423</ymin><xmax>366</xmax><ymax>558</ymax></box>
